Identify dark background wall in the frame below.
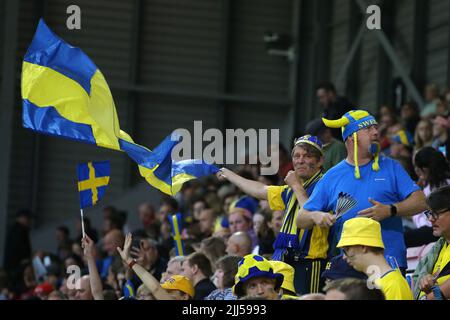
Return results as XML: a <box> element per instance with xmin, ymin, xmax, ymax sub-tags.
<box><xmin>1</xmin><ymin>0</ymin><xmax>449</xmax><ymax>262</ymax></box>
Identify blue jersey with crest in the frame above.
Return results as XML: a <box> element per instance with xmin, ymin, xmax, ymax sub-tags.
<box><xmin>303</xmin><ymin>156</ymin><xmax>420</xmax><ymax>268</ymax></box>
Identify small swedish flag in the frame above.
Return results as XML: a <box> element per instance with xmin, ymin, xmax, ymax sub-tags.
<box><xmin>77</xmin><ymin>161</ymin><xmax>110</xmax><ymax>209</ymax></box>
<box><xmin>169</xmin><ymin>213</ymin><xmax>185</xmax><ymax>256</ymax></box>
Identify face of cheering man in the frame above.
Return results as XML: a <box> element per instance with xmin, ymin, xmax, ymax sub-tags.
<box><xmin>291</xmin><ymin>145</ymin><xmax>323</xmax><ymax>181</ymax></box>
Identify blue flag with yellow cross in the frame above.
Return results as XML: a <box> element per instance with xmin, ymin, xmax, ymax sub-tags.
<box><xmin>77</xmin><ymin>161</ymin><xmax>110</xmax><ymax>209</ymax></box>
<box><xmin>169</xmin><ymin>213</ymin><xmax>185</xmax><ymax>256</ymax></box>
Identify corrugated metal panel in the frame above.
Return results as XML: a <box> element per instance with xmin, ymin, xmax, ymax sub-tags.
<box><xmin>227</xmin><ymin>103</ymin><xmax>288</xmax><ymax>160</ymax></box>
<box><xmin>16</xmin><ymin>0</ymin><xmax>38</xmax><ymax>59</ymax></box>
<box><xmin>7</xmin><ymin>90</ymin><xmax>34</xmax><ymax>217</ymax></box>
<box><xmin>135</xmin><ymin>95</ymin><xmax>218</xmax><ymax>148</ymax></box>
<box><xmin>133</xmin><ymin>94</ymin><xmax>218</xmax><ymax>183</ymax></box>
<box><xmin>227</xmin><ymin>103</ymin><xmax>286</xmax><ymax>132</ymax></box>
<box><xmin>139</xmin><ymin>0</ymin><xmax>222</xmax><ymax>92</ymax></box>
<box><xmin>230</xmin><ymin>0</ymin><xmax>291</xmax><ymax>99</ymax></box>
<box><xmin>8</xmin><ymin>0</ymin><xmax>40</xmax><ymax>219</ymax></box>
<box><xmin>358</xmin><ymin>32</ymin><xmax>378</xmax><ymax>112</ymax></box>
<box><xmin>426</xmin><ymin>0</ymin><xmax>450</xmax><ymax>90</ymax></box>
<box><xmin>330</xmin><ymin>0</ymin><xmax>351</xmax><ymax>87</ymax></box>
<box><xmin>135</xmin><ymin>0</ymin><xmax>222</xmax><ymax>183</ymax></box>
<box><xmin>45</xmin><ymin>0</ymin><xmax>133</xmax><ymax>83</ymax></box>
<box><xmin>392</xmin><ymin>0</ymin><xmax>414</xmax><ymax>77</ymax></box>
<box><xmin>0</xmin><ymin>0</ymin><xmax>4</xmax><ymax>83</ymax></box>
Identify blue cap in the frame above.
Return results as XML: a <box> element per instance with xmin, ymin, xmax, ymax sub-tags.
<box><xmin>229</xmin><ymin>196</ymin><xmax>259</xmax><ymax>219</ymax></box>
<box><xmin>293</xmin><ymin>135</ymin><xmax>324</xmax><ymax>155</ymax></box>
<box><xmin>321</xmin><ymin>255</ymin><xmax>367</xmax><ymax>280</ymax></box>
<box><xmin>391</xmin><ymin>130</ymin><xmax>414</xmax><ymax>147</ymax></box>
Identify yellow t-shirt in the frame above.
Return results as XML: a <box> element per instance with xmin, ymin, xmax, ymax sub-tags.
<box><xmin>432</xmin><ymin>242</ymin><xmax>450</xmax><ymax>286</ymax></box>
<box><xmin>267</xmin><ymin>181</ymin><xmax>329</xmax><ymax>260</ymax></box>
<box><xmin>419</xmin><ymin>241</ymin><xmax>450</xmax><ymax>299</ymax></box>
<box><xmin>376</xmin><ymin>269</ymin><xmax>413</xmax><ymax>300</ymax></box>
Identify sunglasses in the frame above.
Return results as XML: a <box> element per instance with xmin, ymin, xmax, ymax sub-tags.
<box><xmin>424</xmin><ymin>208</ymin><xmax>450</xmax><ymax>220</ymax></box>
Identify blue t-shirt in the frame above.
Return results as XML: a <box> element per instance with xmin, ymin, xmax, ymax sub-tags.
<box><xmin>303</xmin><ymin>156</ymin><xmax>420</xmax><ymax>268</ymax></box>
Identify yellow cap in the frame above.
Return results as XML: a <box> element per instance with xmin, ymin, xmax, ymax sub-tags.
<box><xmin>161</xmin><ymin>275</ymin><xmax>195</xmax><ymax>298</ymax></box>
<box><xmin>336</xmin><ymin>217</ymin><xmax>385</xmax><ymax>249</ymax></box>
<box><xmin>269</xmin><ymin>261</ymin><xmax>296</xmax><ymax>294</ymax></box>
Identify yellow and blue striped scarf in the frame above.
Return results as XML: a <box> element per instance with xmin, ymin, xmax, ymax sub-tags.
<box><xmin>272</xmin><ymin>170</ymin><xmax>323</xmax><ymax>261</ymax></box>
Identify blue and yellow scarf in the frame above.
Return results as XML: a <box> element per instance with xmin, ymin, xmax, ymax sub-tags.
<box><xmin>272</xmin><ymin>170</ymin><xmax>323</xmax><ymax>260</ymax></box>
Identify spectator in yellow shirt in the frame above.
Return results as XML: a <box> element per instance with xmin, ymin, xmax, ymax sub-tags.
<box><xmin>414</xmin><ymin>185</ymin><xmax>450</xmax><ymax>300</ymax></box>
<box><xmin>337</xmin><ymin>217</ymin><xmax>413</xmax><ymax>300</ymax></box>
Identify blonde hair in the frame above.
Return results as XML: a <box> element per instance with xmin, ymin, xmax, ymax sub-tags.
<box><xmin>413</xmin><ymin>119</ymin><xmax>433</xmax><ymax>151</ymax></box>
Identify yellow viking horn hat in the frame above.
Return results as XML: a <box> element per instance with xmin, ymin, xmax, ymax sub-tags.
<box><xmin>322</xmin><ymin>109</ymin><xmax>380</xmax><ymax>179</ymax></box>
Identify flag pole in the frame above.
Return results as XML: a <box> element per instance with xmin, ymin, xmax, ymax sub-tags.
<box><xmin>80</xmin><ymin>208</ymin><xmax>86</xmax><ymax>239</ymax></box>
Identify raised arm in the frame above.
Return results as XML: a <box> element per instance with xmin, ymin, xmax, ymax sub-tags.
<box><xmin>217</xmin><ymin>167</ymin><xmax>268</xmax><ymax>200</ymax></box>
<box><xmin>117</xmin><ymin>233</ymin><xmax>171</xmax><ymax>300</ymax></box>
<box><xmin>82</xmin><ymin>235</ymin><xmax>104</xmax><ymax>300</ymax></box>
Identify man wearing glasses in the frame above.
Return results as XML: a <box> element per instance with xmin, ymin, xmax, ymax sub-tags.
<box><xmin>297</xmin><ymin>110</ymin><xmax>427</xmax><ymax>275</ymax></box>
<box><xmin>336</xmin><ymin>217</ymin><xmax>413</xmax><ymax>300</ymax></box>
<box><xmin>413</xmin><ymin>185</ymin><xmax>450</xmax><ymax>300</ymax></box>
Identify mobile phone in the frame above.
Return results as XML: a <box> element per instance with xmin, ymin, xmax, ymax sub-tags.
<box><xmin>131</xmin><ymin>236</ymin><xmax>142</xmax><ymax>249</ymax></box>
<box><xmin>44</xmin><ymin>256</ymin><xmax>51</xmax><ymax>267</ymax></box>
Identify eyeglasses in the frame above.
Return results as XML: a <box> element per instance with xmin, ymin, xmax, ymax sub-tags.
<box><xmin>424</xmin><ymin>208</ymin><xmax>450</xmax><ymax>220</ymax></box>
<box><xmin>342</xmin><ymin>247</ymin><xmax>354</xmax><ymax>258</ymax></box>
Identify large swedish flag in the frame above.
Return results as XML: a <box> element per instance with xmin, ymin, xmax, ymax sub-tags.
<box><xmin>77</xmin><ymin>161</ymin><xmax>110</xmax><ymax>209</ymax></box>
<box><xmin>21</xmin><ymin>19</ymin><xmax>218</xmax><ymax>196</ymax></box>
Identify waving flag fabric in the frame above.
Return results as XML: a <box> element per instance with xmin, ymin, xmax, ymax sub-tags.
<box><xmin>21</xmin><ymin>19</ymin><xmax>218</xmax><ymax>195</ymax></box>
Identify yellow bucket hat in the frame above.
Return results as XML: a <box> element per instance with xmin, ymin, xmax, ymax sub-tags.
<box><xmin>322</xmin><ymin>109</ymin><xmax>380</xmax><ymax>179</ymax></box>
<box><xmin>269</xmin><ymin>260</ymin><xmax>296</xmax><ymax>294</ymax></box>
<box><xmin>161</xmin><ymin>275</ymin><xmax>195</xmax><ymax>298</ymax></box>
<box><xmin>336</xmin><ymin>217</ymin><xmax>385</xmax><ymax>249</ymax></box>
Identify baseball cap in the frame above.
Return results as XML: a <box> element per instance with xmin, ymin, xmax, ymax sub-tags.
<box><xmin>391</xmin><ymin>130</ymin><xmax>414</xmax><ymax>147</ymax></box>
<box><xmin>229</xmin><ymin>196</ymin><xmax>259</xmax><ymax>219</ymax></box>
<box><xmin>161</xmin><ymin>275</ymin><xmax>195</xmax><ymax>298</ymax></box>
<box><xmin>321</xmin><ymin>255</ymin><xmax>367</xmax><ymax>280</ymax></box>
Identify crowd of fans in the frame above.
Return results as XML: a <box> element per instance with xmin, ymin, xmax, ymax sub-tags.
<box><xmin>1</xmin><ymin>81</ymin><xmax>449</xmax><ymax>301</ymax></box>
